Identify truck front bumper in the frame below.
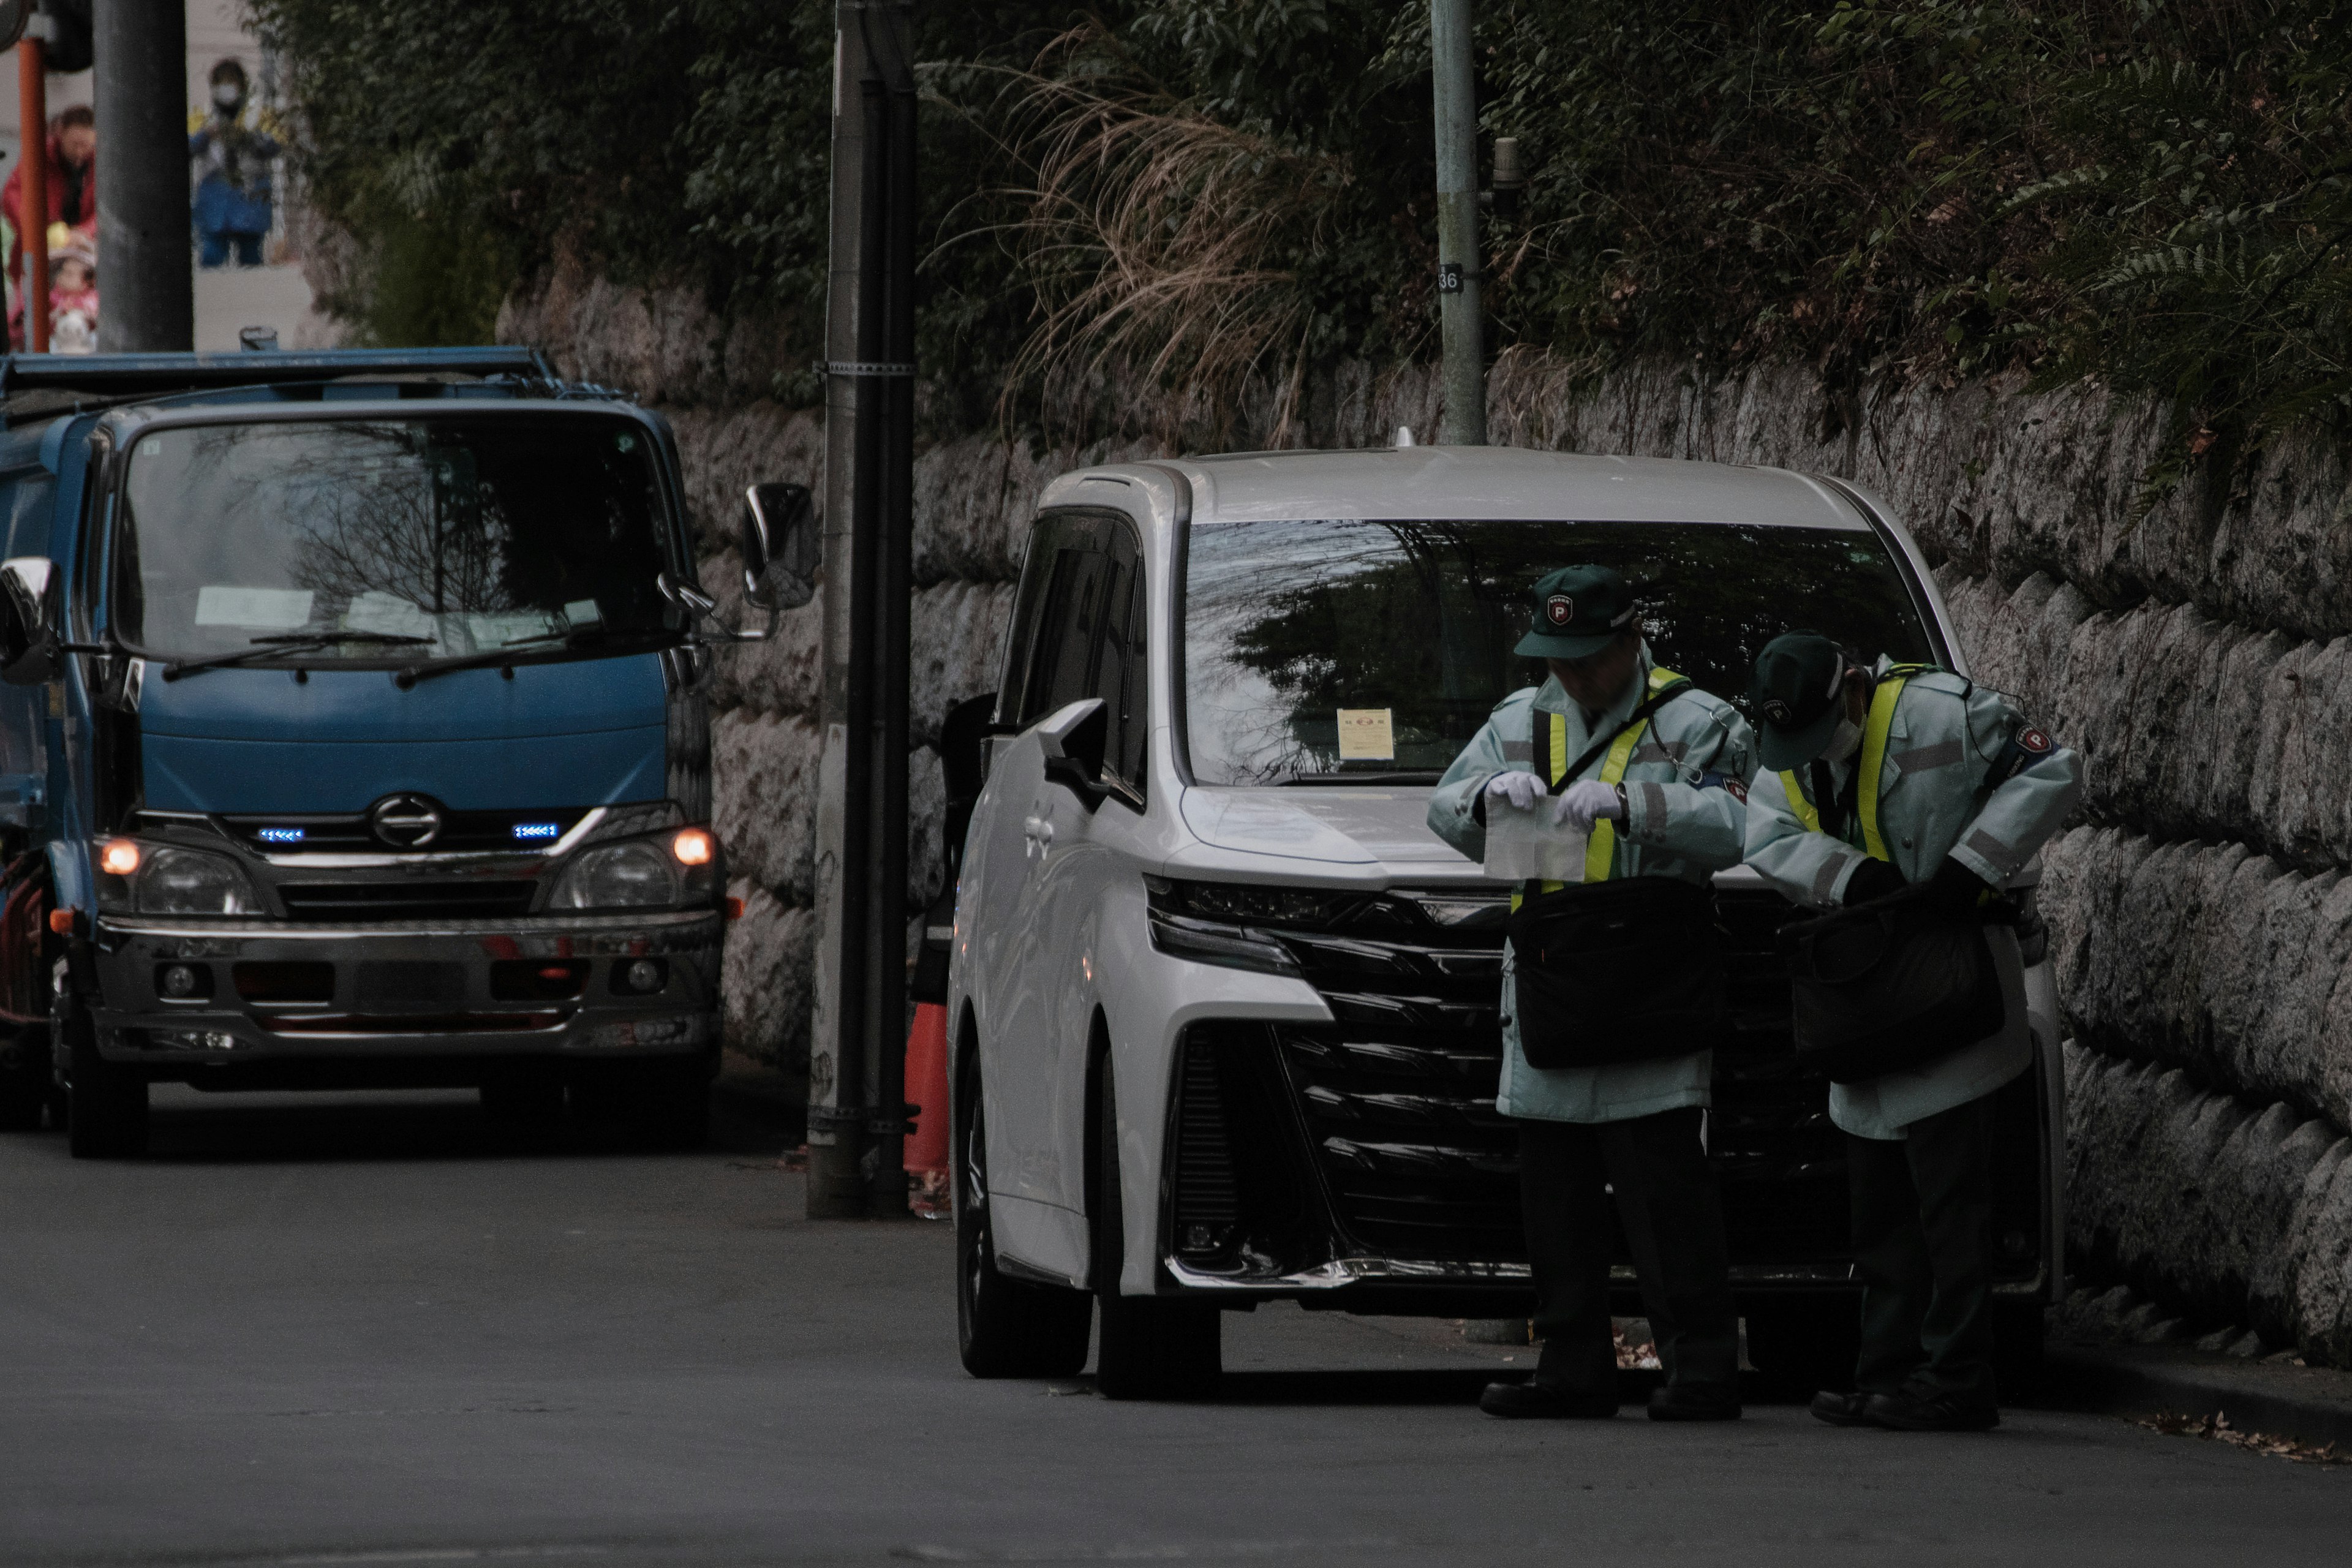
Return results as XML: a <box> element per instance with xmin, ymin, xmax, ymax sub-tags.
<box><xmin>84</xmin><ymin>908</ymin><xmax>722</xmax><ymax>1071</ymax></box>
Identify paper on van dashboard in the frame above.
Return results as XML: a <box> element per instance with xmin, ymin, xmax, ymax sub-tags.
<box><xmin>1482</xmin><ymin>799</ymin><xmax>1588</xmax><ymax>883</ymax></box>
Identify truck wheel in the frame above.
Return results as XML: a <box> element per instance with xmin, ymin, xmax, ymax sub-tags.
<box><xmin>63</xmin><ymin>997</ymin><xmax>146</xmax><ymax>1159</ymax></box>
<box><xmin>1092</xmin><ymin>1062</ymin><xmax>1219</xmax><ymax>1400</ymax></box>
<box><xmin>1741</xmin><ymin>1295</ymin><xmax>1860</xmax><ymax>1396</ymax></box>
<box><xmin>955</xmin><ymin>1055</ymin><xmax>1091</xmax><ymax>1378</ymax></box>
<box><xmin>0</xmin><ymin>1026</ymin><xmax>47</xmax><ymax>1131</ymax></box>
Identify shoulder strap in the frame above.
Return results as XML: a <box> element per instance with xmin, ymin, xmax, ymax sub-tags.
<box><xmin>1778</xmin><ymin>769</ymin><xmax>1823</xmax><ymax>834</ymax></box>
<box><xmin>1856</xmin><ymin>673</ymin><xmax>1908</xmax><ymax>861</ymax></box>
<box><xmin>1544</xmin><ymin>668</ymin><xmax>1692</xmax><ymax>796</ymax></box>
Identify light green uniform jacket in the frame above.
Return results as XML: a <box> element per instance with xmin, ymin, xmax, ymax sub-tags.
<box><xmin>1426</xmin><ymin>646</ymin><xmax>1755</xmax><ymax>1124</ymax></box>
<box><xmin>1742</xmin><ymin>660</ymin><xmax>2084</xmax><ymax>1139</ymax></box>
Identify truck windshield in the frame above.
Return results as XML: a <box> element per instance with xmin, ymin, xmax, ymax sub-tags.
<box><xmin>110</xmin><ymin>415</ymin><xmax>680</xmax><ymax>663</ymax></box>
<box><xmin>1183</xmin><ymin>518</ymin><xmax>1937</xmax><ymax>786</ymax></box>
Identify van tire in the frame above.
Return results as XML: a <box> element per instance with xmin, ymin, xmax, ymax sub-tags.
<box><xmin>0</xmin><ymin>1027</ymin><xmax>47</xmax><ymax>1131</ymax></box>
<box><xmin>63</xmin><ymin>997</ymin><xmax>145</xmax><ymax>1159</ymax></box>
<box><xmin>1092</xmin><ymin>1062</ymin><xmax>1219</xmax><ymax>1401</ymax></box>
<box><xmin>955</xmin><ymin>1053</ymin><xmax>1091</xmax><ymax>1378</ymax></box>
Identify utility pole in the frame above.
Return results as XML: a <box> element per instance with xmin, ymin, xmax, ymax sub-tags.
<box><xmin>1430</xmin><ymin>0</ymin><xmax>1484</xmax><ymax>445</ymax></box>
<box><xmin>810</xmin><ymin>0</ymin><xmax>918</xmax><ymax>1219</ymax></box>
<box><xmin>94</xmin><ymin>0</ymin><xmax>192</xmax><ymax>352</ymax></box>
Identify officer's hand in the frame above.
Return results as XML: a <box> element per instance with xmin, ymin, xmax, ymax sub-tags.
<box><xmin>1552</xmin><ymin>780</ymin><xmax>1623</xmax><ymax>831</ymax></box>
<box><xmin>1483</xmin><ymin>771</ymin><xmax>1546</xmax><ymax>813</ymax></box>
<box><xmin>1843</xmin><ymin>858</ymin><xmax>1905</xmax><ymax>905</ymax></box>
<box><xmin>1926</xmin><ymin>854</ymin><xmax>1993</xmax><ymax>914</ymax></box>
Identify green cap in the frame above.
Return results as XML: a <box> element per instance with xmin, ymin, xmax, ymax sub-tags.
<box><xmin>1751</xmin><ymin>630</ymin><xmax>1849</xmax><ymax>771</ymax></box>
<box><xmin>1513</xmin><ymin>565</ymin><xmax>1638</xmax><ymax>660</ymax></box>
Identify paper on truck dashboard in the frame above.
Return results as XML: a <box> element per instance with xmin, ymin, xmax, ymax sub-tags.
<box><xmin>1482</xmin><ymin>799</ymin><xmax>1587</xmax><ymax>883</ymax></box>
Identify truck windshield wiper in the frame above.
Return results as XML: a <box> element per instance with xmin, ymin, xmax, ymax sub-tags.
<box><xmin>393</xmin><ymin>624</ymin><xmax>682</xmax><ymax>688</ymax></box>
<box><xmin>161</xmin><ymin>631</ymin><xmax>435</xmax><ymax>682</ymax></box>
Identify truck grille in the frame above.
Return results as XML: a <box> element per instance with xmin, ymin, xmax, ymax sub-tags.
<box><xmin>277</xmin><ymin>881</ymin><xmax>538</xmax><ymax>923</ymax></box>
<box><xmin>220</xmin><ymin>808</ymin><xmax>592</xmax><ymax>855</ymax></box>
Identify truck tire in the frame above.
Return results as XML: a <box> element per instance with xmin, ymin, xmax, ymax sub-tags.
<box><xmin>62</xmin><ymin>997</ymin><xmax>146</xmax><ymax>1159</ymax></box>
<box><xmin>1741</xmin><ymin>1294</ymin><xmax>1861</xmax><ymax>1396</ymax></box>
<box><xmin>955</xmin><ymin>1054</ymin><xmax>1091</xmax><ymax>1378</ymax></box>
<box><xmin>574</xmin><ymin>1059</ymin><xmax>709</xmax><ymax>1148</ymax></box>
<box><xmin>1092</xmin><ymin>1063</ymin><xmax>1219</xmax><ymax>1400</ymax></box>
<box><xmin>0</xmin><ymin>1025</ymin><xmax>47</xmax><ymax>1131</ymax></box>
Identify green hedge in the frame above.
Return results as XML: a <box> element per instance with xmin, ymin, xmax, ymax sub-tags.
<box><xmin>257</xmin><ymin>1</ymin><xmax>2351</xmax><ymax>481</ymax></box>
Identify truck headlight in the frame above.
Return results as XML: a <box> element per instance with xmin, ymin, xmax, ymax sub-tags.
<box><xmin>550</xmin><ymin>842</ymin><xmax>675</xmax><ymax>909</ymax></box>
<box><xmin>130</xmin><ymin>846</ymin><xmax>257</xmax><ymax>915</ymax></box>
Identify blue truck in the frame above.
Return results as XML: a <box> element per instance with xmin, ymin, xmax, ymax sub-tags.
<box><xmin>0</xmin><ymin>348</ymin><xmax>812</xmax><ymax>1157</ymax></box>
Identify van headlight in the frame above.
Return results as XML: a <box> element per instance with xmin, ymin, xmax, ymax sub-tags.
<box><xmin>100</xmin><ymin>844</ymin><xmax>258</xmax><ymax>915</ymax></box>
<box><xmin>548</xmin><ymin>831</ymin><xmax>719</xmax><ymax>911</ymax></box>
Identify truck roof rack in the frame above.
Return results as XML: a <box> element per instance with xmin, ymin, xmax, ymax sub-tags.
<box><xmin>0</xmin><ymin>347</ymin><xmax>555</xmax><ymax>402</ymax></box>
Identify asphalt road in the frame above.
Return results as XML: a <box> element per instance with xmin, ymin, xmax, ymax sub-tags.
<box><xmin>1</xmin><ymin>1087</ymin><xmax>2343</xmax><ymax>1568</ymax></box>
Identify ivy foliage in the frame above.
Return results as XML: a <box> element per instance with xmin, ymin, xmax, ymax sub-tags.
<box><xmin>257</xmin><ymin>0</ymin><xmax>2352</xmax><ymax>478</ymax></box>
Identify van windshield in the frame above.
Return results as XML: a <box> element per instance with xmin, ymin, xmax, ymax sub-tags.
<box><xmin>110</xmin><ymin>415</ymin><xmax>681</xmax><ymax>663</ymax></box>
<box><xmin>1182</xmin><ymin>518</ymin><xmax>1937</xmax><ymax>787</ymax></box>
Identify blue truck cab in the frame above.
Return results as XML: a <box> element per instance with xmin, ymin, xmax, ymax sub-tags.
<box><xmin>0</xmin><ymin>349</ymin><xmax>810</xmax><ymax>1157</ymax></box>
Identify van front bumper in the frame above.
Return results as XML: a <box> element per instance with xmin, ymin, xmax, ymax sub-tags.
<box><xmin>83</xmin><ymin>908</ymin><xmax>722</xmax><ymax>1067</ymax></box>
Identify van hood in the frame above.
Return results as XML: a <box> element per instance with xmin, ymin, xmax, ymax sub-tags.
<box><xmin>135</xmin><ymin>655</ymin><xmax>669</xmax><ymax>814</ymax></box>
<box><xmin>1177</xmin><ymin>785</ymin><xmax>1473</xmax><ymax>868</ymax></box>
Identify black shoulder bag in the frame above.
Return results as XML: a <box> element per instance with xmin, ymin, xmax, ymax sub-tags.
<box><xmin>1504</xmin><ymin>684</ymin><xmax>1731</xmax><ymax>1071</ymax></box>
<box><xmin>1777</xmin><ymin>884</ymin><xmax>2010</xmax><ymax>1084</ymax></box>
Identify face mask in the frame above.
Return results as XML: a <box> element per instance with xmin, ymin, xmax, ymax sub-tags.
<box><xmin>1822</xmin><ymin>717</ymin><xmax>1863</xmax><ymax>764</ymax></box>
<box><xmin>213</xmin><ymin>83</ymin><xmax>243</xmax><ymax>108</ymax></box>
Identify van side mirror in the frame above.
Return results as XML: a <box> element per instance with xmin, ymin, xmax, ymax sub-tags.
<box><xmin>1037</xmin><ymin>697</ymin><xmax>1109</xmax><ymax>807</ymax></box>
<box><xmin>741</xmin><ymin>482</ymin><xmax>816</xmax><ymax>616</ymax></box>
<box><xmin>0</xmin><ymin>557</ymin><xmax>62</xmax><ymax>685</ymax></box>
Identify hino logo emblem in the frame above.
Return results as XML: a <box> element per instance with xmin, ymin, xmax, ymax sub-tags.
<box><xmin>368</xmin><ymin>793</ymin><xmax>445</xmax><ymax>849</ymax></box>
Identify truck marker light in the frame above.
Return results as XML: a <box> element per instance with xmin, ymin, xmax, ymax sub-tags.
<box><xmin>513</xmin><ymin>822</ymin><xmax>560</xmax><ymax>842</ymax></box>
<box><xmin>725</xmin><ymin>895</ymin><xmax>745</xmax><ymax>921</ymax></box>
<box><xmin>48</xmin><ymin>908</ymin><xmax>74</xmax><ymax>936</ymax></box>
<box><xmin>258</xmin><ymin>827</ymin><xmax>305</xmax><ymax>845</ymax></box>
<box><xmin>671</xmin><ymin>827</ymin><xmax>715</xmax><ymax>866</ymax></box>
<box><xmin>99</xmin><ymin>839</ymin><xmax>141</xmax><ymax>876</ymax></box>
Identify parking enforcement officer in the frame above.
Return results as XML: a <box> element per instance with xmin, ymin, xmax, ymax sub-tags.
<box><xmin>1743</xmin><ymin>631</ymin><xmax>2081</xmax><ymax>1432</ymax></box>
<box><xmin>1427</xmin><ymin>565</ymin><xmax>1754</xmax><ymax>1422</ymax></box>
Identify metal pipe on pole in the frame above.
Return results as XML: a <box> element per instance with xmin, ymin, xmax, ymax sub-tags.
<box><xmin>1430</xmin><ymin>0</ymin><xmax>1484</xmax><ymax>446</ymax></box>
<box><xmin>808</xmin><ymin>6</ymin><xmax>881</xmax><ymax>1217</ymax></box>
<box><xmin>15</xmin><ymin>27</ymin><xmax>47</xmax><ymax>353</ymax></box>
<box><xmin>865</xmin><ymin>2</ymin><xmax>919</xmax><ymax>1217</ymax></box>
<box><xmin>94</xmin><ymin>0</ymin><xmax>192</xmax><ymax>352</ymax></box>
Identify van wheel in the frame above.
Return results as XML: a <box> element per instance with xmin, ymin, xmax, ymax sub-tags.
<box><xmin>1093</xmin><ymin>1061</ymin><xmax>1219</xmax><ymax>1400</ymax></box>
<box><xmin>955</xmin><ymin>1055</ymin><xmax>1091</xmax><ymax>1378</ymax></box>
<box><xmin>63</xmin><ymin>996</ymin><xmax>146</xmax><ymax>1159</ymax></box>
<box><xmin>1742</xmin><ymin>1295</ymin><xmax>1860</xmax><ymax>1396</ymax></box>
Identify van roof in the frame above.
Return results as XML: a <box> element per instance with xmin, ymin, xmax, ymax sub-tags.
<box><xmin>1047</xmin><ymin>446</ymin><xmax>1869</xmax><ymax>530</ymax></box>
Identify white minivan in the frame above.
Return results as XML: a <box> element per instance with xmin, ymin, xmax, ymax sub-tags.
<box><xmin>946</xmin><ymin>447</ymin><xmax>2062</xmax><ymax>1398</ymax></box>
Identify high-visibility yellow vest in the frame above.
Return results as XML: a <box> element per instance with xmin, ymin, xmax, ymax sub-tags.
<box><xmin>1777</xmin><ymin>665</ymin><xmax>1928</xmax><ymax>861</ymax></box>
<box><xmin>1511</xmin><ymin>666</ymin><xmax>1687</xmax><ymax>910</ymax></box>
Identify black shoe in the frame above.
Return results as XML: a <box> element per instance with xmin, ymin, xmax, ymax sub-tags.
<box><xmin>1647</xmin><ymin>1383</ymin><xmax>1741</xmax><ymax>1422</ymax></box>
<box><xmin>1863</xmin><ymin>1389</ymin><xmax>2000</xmax><ymax>1431</ymax></box>
<box><xmin>1809</xmin><ymin>1390</ymin><xmax>1875</xmax><ymax>1427</ymax></box>
<box><xmin>1479</xmin><ymin>1378</ymin><xmax>1618</xmax><ymax>1419</ymax></box>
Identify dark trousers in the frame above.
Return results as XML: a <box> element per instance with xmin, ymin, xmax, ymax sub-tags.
<box><xmin>1519</xmin><ymin>1107</ymin><xmax>1738</xmax><ymax>1395</ymax></box>
<box><xmin>1847</xmin><ymin>1091</ymin><xmax>1999</xmax><ymax>1403</ymax></box>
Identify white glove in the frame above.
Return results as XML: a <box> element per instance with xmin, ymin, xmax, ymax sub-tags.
<box><xmin>1483</xmin><ymin>770</ymin><xmax>1546</xmax><ymax>813</ymax></box>
<box><xmin>1553</xmin><ymin>779</ymin><xmax>1624</xmax><ymax>831</ymax></box>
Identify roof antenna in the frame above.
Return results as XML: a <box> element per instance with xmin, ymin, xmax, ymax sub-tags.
<box><xmin>239</xmin><ymin>325</ymin><xmax>279</xmax><ymax>352</ymax></box>
<box><xmin>1393</xmin><ymin>425</ymin><xmax>1415</xmax><ymax>448</ymax></box>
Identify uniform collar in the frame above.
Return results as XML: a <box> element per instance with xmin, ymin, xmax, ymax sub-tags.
<box><xmin>1533</xmin><ymin>642</ymin><xmax>1654</xmax><ymax>726</ymax></box>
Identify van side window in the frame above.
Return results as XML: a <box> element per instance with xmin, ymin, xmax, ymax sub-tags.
<box><xmin>1000</xmin><ymin>510</ymin><xmax>1148</xmax><ymax>797</ymax></box>
<box><xmin>1020</xmin><ymin>546</ymin><xmax>1109</xmax><ymax>725</ymax></box>
<box><xmin>1096</xmin><ymin>545</ymin><xmax>1148</xmax><ymax>794</ymax></box>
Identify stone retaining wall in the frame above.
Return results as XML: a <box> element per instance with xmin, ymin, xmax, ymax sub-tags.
<box><xmin>498</xmin><ymin>268</ymin><xmax>2352</xmax><ymax>1360</ymax></box>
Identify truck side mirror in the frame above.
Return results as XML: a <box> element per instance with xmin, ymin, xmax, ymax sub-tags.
<box><xmin>1036</xmin><ymin>697</ymin><xmax>1109</xmax><ymax>808</ymax></box>
<box><xmin>741</xmin><ymin>482</ymin><xmax>816</xmax><ymax>614</ymax></box>
<box><xmin>0</xmin><ymin>557</ymin><xmax>62</xmax><ymax>686</ymax></box>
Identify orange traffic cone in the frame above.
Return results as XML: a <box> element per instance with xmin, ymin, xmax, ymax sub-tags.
<box><xmin>903</xmin><ymin>1001</ymin><xmax>951</xmax><ymax>1219</ymax></box>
